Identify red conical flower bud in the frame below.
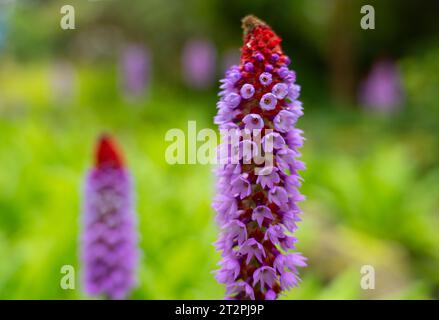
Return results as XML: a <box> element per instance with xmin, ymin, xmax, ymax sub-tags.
<box><xmin>95</xmin><ymin>134</ymin><xmax>124</xmax><ymax>169</ymax></box>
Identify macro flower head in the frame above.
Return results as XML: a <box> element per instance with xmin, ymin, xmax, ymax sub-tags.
<box><xmin>213</xmin><ymin>15</ymin><xmax>306</xmax><ymax>300</ymax></box>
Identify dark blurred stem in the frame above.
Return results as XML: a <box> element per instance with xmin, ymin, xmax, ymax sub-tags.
<box><xmin>327</xmin><ymin>0</ymin><xmax>357</xmax><ymax>106</ymax></box>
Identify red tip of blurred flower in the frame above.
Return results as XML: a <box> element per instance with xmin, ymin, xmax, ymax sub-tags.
<box><xmin>95</xmin><ymin>134</ymin><xmax>124</xmax><ymax>169</ymax></box>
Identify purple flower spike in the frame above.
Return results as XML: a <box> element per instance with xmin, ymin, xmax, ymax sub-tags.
<box><xmin>274</xmin><ymin>110</ymin><xmax>298</xmax><ymax>132</ymax></box>
<box><xmin>260</xmin><ymin>93</ymin><xmax>277</xmax><ymax>110</ymax></box>
<box><xmin>82</xmin><ymin>135</ymin><xmax>139</xmax><ymax>300</ymax></box>
<box><xmin>213</xmin><ymin>15</ymin><xmax>306</xmax><ymax>300</ymax></box>
<box><xmin>265</xmin><ymin>64</ymin><xmax>274</xmax><ymax>72</ymax></box>
<box><xmin>242</xmin><ymin>113</ymin><xmax>264</xmax><ymax>130</ymax></box>
<box><xmin>240</xmin><ymin>83</ymin><xmax>255</xmax><ymax>99</ymax></box>
<box><xmin>231</xmin><ymin>174</ymin><xmax>252</xmax><ymax>199</ymax></box>
<box><xmin>252</xmin><ymin>206</ymin><xmax>274</xmax><ymax>227</ymax></box>
<box><xmin>277</xmin><ymin>66</ymin><xmax>289</xmax><ymax>78</ymax></box>
<box><xmin>225</xmin><ymin>92</ymin><xmax>242</xmax><ymax>109</ymax></box>
<box><xmin>256</xmin><ymin>167</ymin><xmax>280</xmax><ymax>189</ymax></box>
<box><xmin>259</xmin><ymin>72</ymin><xmax>273</xmax><ymax>86</ymax></box>
<box><xmin>270</xmin><ymin>53</ymin><xmax>280</xmax><ymax>62</ymax></box>
<box><xmin>254</xmin><ymin>52</ymin><xmax>264</xmax><ymax>62</ymax></box>
<box><xmin>265</xmin><ymin>290</ymin><xmax>276</xmax><ymax>300</ymax></box>
<box><xmin>244</xmin><ymin>62</ymin><xmax>254</xmax><ymax>72</ymax></box>
<box><xmin>272</xmin><ymin>83</ymin><xmax>289</xmax><ymax>99</ymax></box>
<box><xmin>262</xmin><ymin>132</ymin><xmax>286</xmax><ymax>150</ymax></box>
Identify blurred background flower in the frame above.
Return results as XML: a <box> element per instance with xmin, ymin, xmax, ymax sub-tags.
<box><xmin>81</xmin><ymin>135</ymin><xmax>139</xmax><ymax>300</ymax></box>
<box><xmin>119</xmin><ymin>44</ymin><xmax>151</xmax><ymax>101</ymax></box>
<box><xmin>181</xmin><ymin>38</ymin><xmax>216</xmax><ymax>89</ymax></box>
<box><xmin>359</xmin><ymin>58</ymin><xmax>403</xmax><ymax>113</ymax></box>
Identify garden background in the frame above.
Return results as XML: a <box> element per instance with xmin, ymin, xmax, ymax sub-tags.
<box><xmin>0</xmin><ymin>0</ymin><xmax>439</xmax><ymax>299</ymax></box>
